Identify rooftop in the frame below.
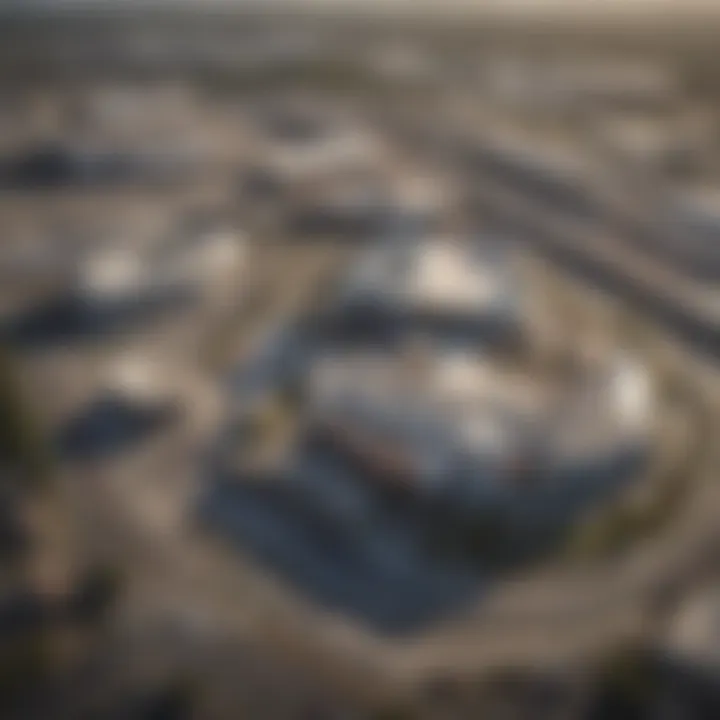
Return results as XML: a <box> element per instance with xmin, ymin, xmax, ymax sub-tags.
<box><xmin>304</xmin><ymin>343</ymin><xmax>652</xmax><ymax>490</ymax></box>
<box><xmin>258</xmin><ymin>122</ymin><xmax>383</xmax><ymax>182</ymax></box>
<box><xmin>343</xmin><ymin>235</ymin><xmax>513</xmax><ymax>319</ymax></box>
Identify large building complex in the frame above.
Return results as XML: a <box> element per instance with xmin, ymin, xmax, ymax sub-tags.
<box><xmin>212</xmin><ymin>232</ymin><xmax>655</xmax><ymax>573</ymax></box>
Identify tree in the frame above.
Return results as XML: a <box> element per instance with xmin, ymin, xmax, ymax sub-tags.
<box><xmin>0</xmin><ymin>348</ymin><xmax>49</xmax><ymax>488</ymax></box>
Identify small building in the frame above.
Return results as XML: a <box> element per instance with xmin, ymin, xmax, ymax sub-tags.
<box><xmin>76</xmin><ymin>246</ymin><xmax>147</xmax><ymax>305</ymax></box>
<box><xmin>335</xmin><ymin>235</ymin><xmax>519</xmax><ymax>345</ymax></box>
<box><xmin>254</xmin><ymin>116</ymin><xmax>383</xmax><ymax>190</ymax></box>
<box><xmin>75</xmin><ymin>223</ymin><xmax>247</xmax><ymax>314</ymax></box>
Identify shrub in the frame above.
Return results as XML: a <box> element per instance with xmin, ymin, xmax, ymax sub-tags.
<box><xmin>0</xmin><ymin>348</ymin><xmax>50</xmax><ymax>488</ymax></box>
<box><xmin>66</xmin><ymin>563</ymin><xmax>125</xmax><ymax>625</ymax></box>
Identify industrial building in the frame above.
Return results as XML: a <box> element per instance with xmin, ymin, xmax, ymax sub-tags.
<box><xmin>217</xmin><ymin>233</ymin><xmax>653</xmax><ymax>541</ymax></box>
<box><xmin>74</xmin><ymin>222</ymin><xmax>247</xmax><ymax>311</ymax></box>
<box><xmin>332</xmin><ymin>234</ymin><xmax>520</xmax><ymax>346</ymax></box>
<box><xmin>286</xmin><ymin>164</ymin><xmax>454</xmax><ymax>240</ymax></box>
<box><xmin>250</xmin><ymin>109</ymin><xmax>385</xmax><ymax>190</ymax></box>
<box><xmin>4</xmin><ymin>219</ymin><xmax>247</xmax><ymax>346</ymax></box>
<box><xmin>301</xmin><ymin>344</ymin><xmax>652</xmax><ymax>521</ymax></box>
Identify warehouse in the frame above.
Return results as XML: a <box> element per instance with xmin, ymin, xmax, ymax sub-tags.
<box><xmin>334</xmin><ymin>234</ymin><xmax>520</xmax><ymax>345</ymax></box>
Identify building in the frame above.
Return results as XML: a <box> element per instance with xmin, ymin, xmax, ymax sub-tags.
<box><xmin>209</xmin><ymin>228</ymin><xmax>654</xmax><ymax>584</ymax></box>
<box><xmin>251</xmin><ymin>109</ymin><xmax>384</xmax><ymax>191</ymax></box>
<box><xmin>59</xmin><ymin>354</ymin><xmax>182</xmax><ymax>460</ymax></box>
<box><xmin>75</xmin><ymin>223</ymin><xmax>247</xmax><ymax>313</ymax></box>
<box><xmin>301</xmin><ymin>341</ymin><xmax>652</xmax><ymax>520</ymax></box>
<box><xmin>287</xmin><ymin>165</ymin><xmax>453</xmax><ymax>239</ymax></box>
<box><xmin>334</xmin><ymin>235</ymin><xmax>519</xmax><ymax>345</ymax></box>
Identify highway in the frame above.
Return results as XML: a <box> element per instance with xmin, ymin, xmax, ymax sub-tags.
<box><xmin>462</xmin><ymin>140</ymin><xmax>720</xmax><ymax>359</ymax></box>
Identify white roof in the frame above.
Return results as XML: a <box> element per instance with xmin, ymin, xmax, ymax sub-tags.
<box><xmin>407</xmin><ymin>239</ymin><xmax>503</xmax><ymax>312</ymax></box>
<box><xmin>609</xmin><ymin>355</ymin><xmax>652</xmax><ymax>432</ymax></box>
<box><xmin>307</xmin><ymin>342</ymin><xmax>652</xmax><ymax>483</ymax></box>
<box><xmin>308</xmin><ymin>348</ymin><xmax>520</xmax><ymax>462</ymax></box>
<box><xmin>344</xmin><ymin>236</ymin><xmax>510</xmax><ymax>317</ymax></box>
<box><xmin>106</xmin><ymin>355</ymin><xmax>171</xmax><ymax>403</ymax></box>
<box><xmin>79</xmin><ymin>248</ymin><xmax>145</xmax><ymax>299</ymax></box>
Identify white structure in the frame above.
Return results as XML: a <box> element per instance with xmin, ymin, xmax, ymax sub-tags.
<box><xmin>158</xmin><ymin>227</ymin><xmax>248</xmax><ymax>298</ymax></box>
<box><xmin>106</xmin><ymin>354</ymin><xmax>178</xmax><ymax>406</ymax></box>
<box><xmin>219</xmin><ymin>233</ymin><xmax>652</xmax><ymax>529</ymax></box>
<box><xmin>75</xmin><ymin>226</ymin><xmax>247</xmax><ymax>308</ymax></box>
<box><xmin>339</xmin><ymin>235</ymin><xmax>516</xmax><ymax>330</ymax></box>
<box><xmin>608</xmin><ymin>353</ymin><xmax>654</xmax><ymax>436</ymax></box>
<box><xmin>77</xmin><ymin>246</ymin><xmax>147</xmax><ymax>303</ymax></box>
<box><xmin>304</xmin><ymin>343</ymin><xmax>652</xmax><ymax>509</ymax></box>
<box><xmin>260</xmin><ymin>122</ymin><xmax>382</xmax><ymax>184</ymax></box>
